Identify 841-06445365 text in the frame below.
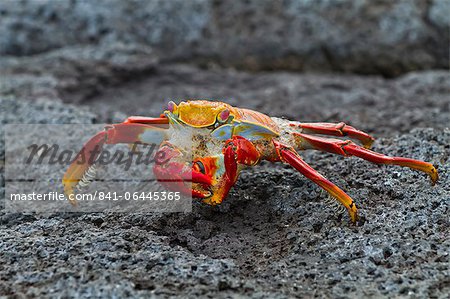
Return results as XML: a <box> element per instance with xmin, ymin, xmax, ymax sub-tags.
<box><xmin>9</xmin><ymin>191</ymin><xmax>181</xmax><ymax>202</ymax></box>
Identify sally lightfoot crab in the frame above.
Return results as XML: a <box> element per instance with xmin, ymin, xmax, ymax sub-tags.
<box><xmin>63</xmin><ymin>100</ymin><xmax>438</xmax><ymax>223</ymax></box>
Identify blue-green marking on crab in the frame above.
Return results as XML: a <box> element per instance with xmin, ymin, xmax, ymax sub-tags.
<box><xmin>212</xmin><ymin>120</ymin><xmax>278</xmax><ymax>141</ymax></box>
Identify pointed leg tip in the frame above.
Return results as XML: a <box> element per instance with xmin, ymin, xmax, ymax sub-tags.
<box><xmin>62</xmin><ymin>182</ymin><xmax>78</xmax><ymax>206</ymax></box>
<box><xmin>64</xmin><ymin>191</ymin><xmax>78</xmax><ymax>206</ymax></box>
<box><xmin>363</xmin><ymin>140</ymin><xmax>374</xmax><ymax>149</ymax></box>
<box><xmin>348</xmin><ymin>212</ymin><xmax>366</xmax><ymax>226</ymax></box>
<box><xmin>348</xmin><ymin>209</ymin><xmax>359</xmax><ymax>225</ymax></box>
<box><xmin>424</xmin><ymin>163</ymin><xmax>438</xmax><ymax>185</ymax></box>
<box><xmin>430</xmin><ymin>168</ymin><xmax>439</xmax><ymax>185</ymax></box>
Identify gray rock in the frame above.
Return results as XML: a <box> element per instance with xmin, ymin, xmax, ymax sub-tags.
<box><xmin>0</xmin><ymin>96</ymin><xmax>95</xmax><ymax>123</ymax></box>
<box><xmin>429</xmin><ymin>0</ymin><xmax>450</xmax><ymax>29</ymax></box>
<box><xmin>0</xmin><ymin>0</ymin><xmax>448</xmax><ymax>75</ymax></box>
<box><xmin>0</xmin><ymin>222</ymin><xmax>237</xmax><ymax>297</ymax></box>
<box><xmin>1</xmin><ymin>43</ymin><xmax>158</xmax><ymax>102</ymax></box>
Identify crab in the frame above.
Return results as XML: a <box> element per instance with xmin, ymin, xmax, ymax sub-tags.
<box><xmin>63</xmin><ymin>100</ymin><xmax>438</xmax><ymax>223</ymax></box>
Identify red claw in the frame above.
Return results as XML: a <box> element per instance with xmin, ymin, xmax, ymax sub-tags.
<box><xmin>153</xmin><ymin>143</ymin><xmax>214</xmax><ymax>198</ymax></box>
<box><xmin>224</xmin><ymin>146</ymin><xmax>238</xmax><ymax>182</ymax></box>
<box><xmin>203</xmin><ymin>135</ymin><xmax>262</xmax><ymax>205</ymax></box>
<box><xmin>191</xmin><ymin>170</ymin><xmax>213</xmax><ymax>185</ymax></box>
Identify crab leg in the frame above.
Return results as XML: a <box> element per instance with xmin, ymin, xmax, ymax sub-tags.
<box><xmin>124</xmin><ymin>116</ymin><xmax>169</xmax><ymax>125</ymax></box>
<box><xmin>274</xmin><ymin>141</ymin><xmax>359</xmax><ymax>223</ymax></box>
<box><xmin>63</xmin><ymin>122</ymin><xmax>169</xmax><ymax>199</ymax></box>
<box><xmin>294</xmin><ymin>133</ymin><xmax>438</xmax><ymax>184</ymax></box>
<box><xmin>290</xmin><ymin>122</ymin><xmax>374</xmax><ymax>148</ymax></box>
<box><xmin>223</xmin><ymin>136</ymin><xmax>261</xmax><ymax>180</ymax></box>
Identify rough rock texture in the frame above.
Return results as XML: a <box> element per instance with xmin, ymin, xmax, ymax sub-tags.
<box><xmin>1</xmin><ymin>46</ymin><xmax>449</xmax><ymax>297</ymax></box>
<box><xmin>1</xmin><ymin>0</ymin><xmax>448</xmax><ymax>75</ymax></box>
<box><xmin>1</xmin><ymin>43</ymin><xmax>158</xmax><ymax>103</ymax></box>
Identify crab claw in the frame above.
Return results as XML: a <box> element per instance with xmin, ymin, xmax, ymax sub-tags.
<box><xmin>201</xmin><ymin>136</ymin><xmax>261</xmax><ymax>205</ymax></box>
<box><xmin>154</xmin><ymin>137</ymin><xmax>261</xmax><ymax>205</ymax></box>
<box><xmin>153</xmin><ymin>143</ymin><xmax>213</xmax><ymax>198</ymax></box>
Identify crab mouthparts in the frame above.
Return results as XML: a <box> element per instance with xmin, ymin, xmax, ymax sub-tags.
<box><xmin>153</xmin><ymin>158</ymin><xmax>214</xmax><ymax>198</ymax></box>
<box><xmin>192</xmin><ymin>182</ymin><xmax>213</xmax><ymax>198</ymax></box>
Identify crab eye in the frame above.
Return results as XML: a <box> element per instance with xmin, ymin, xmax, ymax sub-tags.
<box><xmin>194</xmin><ymin>161</ymin><xmax>206</xmax><ymax>174</ymax></box>
<box><xmin>167</xmin><ymin>101</ymin><xmax>177</xmax><ymax>114</ymax></box>
<box><xmin>217</xmin><ymin>109</ymin><xmax>230</xmax><ymax>123</ymax></box>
